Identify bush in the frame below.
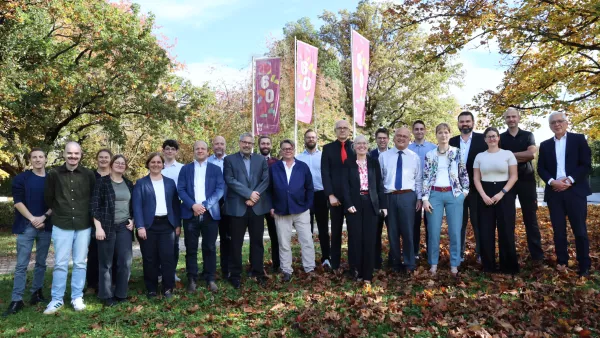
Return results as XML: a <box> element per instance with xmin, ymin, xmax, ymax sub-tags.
<box><xmin>0</xmin><ymin>177</ymin><xmax>12</xmax><ymax>197</ymax></box>
<box><xmin>0</xmin><ymin>202</ymin><xmax>14</xmax><ymax>230</ymax></box>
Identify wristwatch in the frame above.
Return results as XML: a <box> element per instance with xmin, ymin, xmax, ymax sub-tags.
<box><xmin>44</xmin><ymin>213</ymin><xmax>51</xmax><ymax>218</ymax></box>
<box><xmin>501</xmin><ymin>188</ymin><xmax>508</xmax><ymax>194</ymax></box>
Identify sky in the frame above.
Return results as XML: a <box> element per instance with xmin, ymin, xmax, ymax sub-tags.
<box><xmin>134</xmin><ymin>0</ymin><xmax>555</xmax><ymax>144</ymax></box>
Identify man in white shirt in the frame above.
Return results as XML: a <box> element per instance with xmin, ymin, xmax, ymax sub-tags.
<box><xmin>161</xmin><ymin>139</ymin><xmax>184</xmax><ymax>282</ymax></box>
<box><xmin>207</xmin><ymin>136</ymin><xmax>229</xmax><ymax>277</ymax></box>
<box><xmin>296</xmin><ymin>129</ymin><xmax>331</xmax><ymax>269</ymax></box>
<box><xmin>378</xmin><ymin>127</ymin><xmax>422</xmax><ymax>273</ymax></box>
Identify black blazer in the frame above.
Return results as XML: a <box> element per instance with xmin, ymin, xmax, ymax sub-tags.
<box><xmin>321</xmin><ymin>139</ymin><xmax>354</xmax><ymax>199</ymax></box>
<box><xmin>449</xmin><ymin>132</ymin><xmax>487</xmax><ymax>188</ymax></box>
<box><xmin>537</xmin><ymin>132</ymin><xmax>592</xmax><ymax>201</ymax></box>
<box><xmin>341</xmin><ymin>156</ymin><xmax>386</xmax><ymax>214</ymax></box>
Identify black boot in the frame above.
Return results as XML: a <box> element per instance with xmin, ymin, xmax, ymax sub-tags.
<box><xmin>30</xmin><ymin>289</ymin><xmax>46</xmax><ymax>305</ymax></box>
<box><xmin>3</xmin><ymin>301</ymin><xmax>24</xmax><ymax>317</ymax></box>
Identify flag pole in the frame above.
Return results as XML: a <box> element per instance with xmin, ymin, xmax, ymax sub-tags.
<box><xmin>251</xmin><ymin>56</ymin><xmax>255</xmax><ymax>136</ymax></box>
<box><xmin>294</xmin><ymin>37</ymin><xmax>298</xmax><ymax>155</ymax></box>
<box><xmin>350</xmin><ymin>29</ymin><xmax>356</xmax><ymax>136</ymax></box>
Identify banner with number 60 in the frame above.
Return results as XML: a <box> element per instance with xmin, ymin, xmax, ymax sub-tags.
<box><xmin>254</xmin><ymin>58</ymin><xmax>281</xmax><ymax>135</ymax></box>
<box><xmin>295</xmin><ymin>40</ymin><xmax>318</xmax><ymax>124</ymax></box>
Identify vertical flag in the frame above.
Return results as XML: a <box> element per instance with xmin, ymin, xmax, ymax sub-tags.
<box><xmin>351</xmin><ymin>30</ymin><xmax>369</xmax><ymax>127</ymax></box>
<box><xmin>254</xmin><ymin>58</ymin><xmax>281</xmax><ymax>135</ymax></box>
<box><xmin>295</xmin><ymin>40</ymin><xmax>318</xmax><ymax>124</ymax></box>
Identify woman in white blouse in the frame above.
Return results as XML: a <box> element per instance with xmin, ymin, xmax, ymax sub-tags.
<box><xmin>422</xmin><ymin>123</ymin><xmax>469</xmax><ymax>277</ymax></box>
<box><xmin>473</xmin><ymin>127</ymin><xmax>519</xmax><ymax>275</ymax></box>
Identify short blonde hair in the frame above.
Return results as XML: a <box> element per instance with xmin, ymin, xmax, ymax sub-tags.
<box><xmin>435</xmin><ymin>123</ymin><xmax>451</xmax><ymax>134</ymax></box>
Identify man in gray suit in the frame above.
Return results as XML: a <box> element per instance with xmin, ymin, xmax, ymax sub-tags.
<box><xmin>223</xmin><ymin>133</ymin><xmax>270</xmax><ymax>288</ymax></box>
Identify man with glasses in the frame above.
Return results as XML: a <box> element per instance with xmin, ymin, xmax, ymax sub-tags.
<box><xmin>538</xmin><ymin>112</ymin><xmax>592</xmax><ymax>277</ymax></box>
<box><xmin>500</xmin><ymin>108</ymin><xmax>544</xmax><ymax>265</ymax></box>
<box><xmin>369</xmin><ymin>128</ymin><xmax>391</xmax><ymax>269</ymax></box>
<box><xmin>269</xmin><ymin>140</ymin><xmax>315</xmax><ymax>282</ymax></box>
<box><xmin>297</xmin><ymin>129</ymin><xmax>331</xmax><ymax>269</ymax></box>
<box><xmin>449</xmin><ymin>111</ymin><xmax>487</xmax><ymax>263</ymax></box>
<box><xmin>321</xmin><ymin>120</ymin><xmax>353</xmax><ymax>272</ymax></box>
<box><xmin>223</xmin><ymin>133</ymin><xmax>270</xmax><ymax>288</ymax></box>
<box><xmin>161</xmin><ymin>139</ymin><xmax>184</xmax><ymax>283</ymax></box>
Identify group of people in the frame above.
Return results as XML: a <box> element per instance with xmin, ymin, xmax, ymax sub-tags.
<box><xmin>4</xmin><ymin>108</ymin><xmax>592</xmax><ymax>317</ymax></box>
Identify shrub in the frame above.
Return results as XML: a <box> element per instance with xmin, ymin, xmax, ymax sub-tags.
<box><xmin>0</xmin><ymin>202</ymin><xmax>14</xmax><ymax>230</ymax></box>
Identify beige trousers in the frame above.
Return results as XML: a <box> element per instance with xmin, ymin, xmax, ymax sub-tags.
<box><xmin>274</xmin><ymin>210</ymin><xmax>315</xmax><ymax>274</ymax></box>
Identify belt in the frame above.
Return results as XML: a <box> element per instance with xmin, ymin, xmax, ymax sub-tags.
<box><xmin>432</xmin><ymin>186</ymin><xmax>452</xmax><ymax>192</ymax></box>
<box><xmin>359</xmin><ymin>191</ymin><xmax>369</xmax><ymax>195</ymax></box>
<box><xmin>154</xmin><ymin>215</ymin><xmax>168</xmax><ymax>220</ymax></box>
<box><xmin>390</xmin><ymin>189</ymin><xmax>412</xmax><ymax>195</ymax></box>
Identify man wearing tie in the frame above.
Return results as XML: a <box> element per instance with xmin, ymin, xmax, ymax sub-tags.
<box><xmin>378</xmin><ymin>127</ymin><xmax>422</xmax><ymax>273</ymax></box>
<box><xmin>321</xmin><ymin>120</ymin><xmax>353</xmax><ymax>271</ymax></box>
<box><xmin>537</xmin><ymin>112</ymin><xmax>592</xmax><ymax>277</ymax></box>
<box><xmin>449</xmin><ymin>111</ymin><xmax>487</xmax><ymax>262</ymax></box>
<box><xmin>223</xmin><ymin>133</ymin><xmax>271</xmax><ymax>288</ymax></box>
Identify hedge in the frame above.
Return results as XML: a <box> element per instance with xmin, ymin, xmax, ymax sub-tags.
<box><xmin>0</xmin><ymin>202</ymin><xmax>14</xmax><ymax>230</ymax></box>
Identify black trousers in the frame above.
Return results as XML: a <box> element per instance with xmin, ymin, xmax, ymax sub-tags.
<box><xmin>97</xmin><ymin>222</ymin><xmax>132</xmax><ymax>300</ymax></box>
<box><xmin>478</xmin><ymin>181</ymin><xmax>519</xmax><ymax>274</ymax></box>
<box><xmin>413</xmin><ymin>209</ymin><xmax>429</xmax><ymax>256</ymax></box>
<box><xmin>183</xmin><ymin>213</ymin><xmax>218</xmax><ymax>283</ymax></box>
<box><xmin>375</xmin><ymin>213</ymin><xmax>391</xmax><ymax>269</ymax></box>
<box><xmin>461</xmin><ymin>188</ymin><xmax>481</xmax><ymax>257</ymax></box>
<box><xmin>310</xmin><ymin>190</ymin><xmax>330</xmax><ymax>262</ymax></box>
<box><xmin>329</xmin><ymin>203</ymin><xmax>348</xmax><ymax>270</ymax></box>
<box><xmin>265</xmin><ymin>213</ymin><xmax>280</xmax><ymax>270</ymax></box>
<box><xmin>514</xmin><ymin>180</ymin><xmax>544</xmax><ymax>260</ymax></box>
<box><xmin>218</xmin><ymin>202</ymin><xmax>231</xmax><ymax>276</ymax></box>
<box><xmin>228</xmin><ymin>207</ymin><xmax>265</xmax><ymax>280</ymax></box>
<box><xmin>87</xmin><ymin>231</ymin><xmax>117</xmax><ymax>290</ymax></box>
<box><xmin>347</xmin><ymin>195</ymin><xmax>378</xmax><ymax>281</ymax></box>
<box><xmin>547</xmin><ymin>189</ymin><xmax>591</xmax><ymax>271</ymax></box>
<box><xmin>139</xmin><ymin>217</ymin><xmax>175</xmax><ymax>292</ymax></box>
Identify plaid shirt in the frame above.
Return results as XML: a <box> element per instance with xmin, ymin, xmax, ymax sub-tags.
<box><xmin>91</xmin><ymin>175</ymin><xmax>134</xmax><ymax>235</ymax></box>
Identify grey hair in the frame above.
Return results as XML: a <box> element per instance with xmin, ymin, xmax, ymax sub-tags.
<box><xmin>503</xmin><ymin>107</ymin><xmax>520</xmax><ymax>117</ymax></box>
<box><xmin>351</xmin><ymin>134</ymin><xmax>368</xmax><ymax>152</ymax></box>
<box><xmin>239</xmin><ymin>132</ymin><xmax>254</xmax><ymax>142</ymax></box>
<box><xmin>548</xmin><ymin>111</ymin><xmax>567</xmax><ymax>123</ymax></box>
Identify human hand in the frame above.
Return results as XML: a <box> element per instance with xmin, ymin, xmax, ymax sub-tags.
<box><xmin>96</xmin><ymin>227</ymin><xmax>106</xmax><ymax>241</ymax></box>
<box><xmin>329</xmin><ymin>195</ymin><xmax>341</xmax><ymax>207</ymax></box>
<box><xmin>482</xmin><ymin>194</ymin><xmax>494</xmax><ymax>206</ymax></box>
<box><xmin>250</xmin><ymin>191</ymin><xmax>261</xmax><ymax>203</ymax></box>
<box><xmin>423</xmin><ymin>201</ymin><xmax>433</xmax><ymax>213</ymax></box>
<box><xmin>138</xmin><ymin>228</ymin><xmax>147</xmax><ymax>240</ymax></box>
<box><xmin>347</xmin><ymin>206</ymin><xmax>357</xmax><ymax>213</ymax></box>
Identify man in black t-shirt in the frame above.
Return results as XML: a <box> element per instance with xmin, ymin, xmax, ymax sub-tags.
<box><xmin>500</xmin><ymin>108</ymin><xmax>544</xmax><ymax>263</ymax></box>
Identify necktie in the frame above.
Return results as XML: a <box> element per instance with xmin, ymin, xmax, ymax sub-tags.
<box><xmin>395</xmin><ymin>150</ymin><xmax>403</xmax><ymax>190</ymax></box>
<box><xmin>340</xmin><ymin>141</ymin><xmax>347</xmax><ymax>164</ymax></box>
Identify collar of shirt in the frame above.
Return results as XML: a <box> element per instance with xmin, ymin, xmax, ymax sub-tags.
<box><xmin>378</xmin><ymin>148</ymin><xmax>388</xmax><ymax>154</ymax></box>
<box><xmin>554</xmin><ymin>133</ymin><xmax>567</xmax><ymax>142</ymax></box>
<box><xmin>58</xmin><ymin>164</ymin><xmax>83</xmax><ymax>173</ymax></box>
<box><xmin>461</xmin><ymin>133</ymin><xmax>473</xmax><ymax>144</ymax></box>
<box><xmin>209</xmin><ymin>154</ymin><xmax>226</xmax><ymax>160</ymax></box>
<box><xmin>194</xmin><ymin>159</ymin><xmax>208</xmax><ymax>168</ymax></box>
<box><xmin>239</xmin><ymin>152</ymin><xmax>251</xmax><ymax>160</ymax></box>
<box><xmin>284</xmin><ymin>160</ymin><xmax>296</xmax><ymax>168</ymax></box>
<box><xmin>164</xmin><ymin>161</ymin><xmax>181</xmax><ymax>168</ymax></box>
<box><xmin>302</xmin><ymin>149</ymin><xmax>321</xmax><ymax>155</ymax></box>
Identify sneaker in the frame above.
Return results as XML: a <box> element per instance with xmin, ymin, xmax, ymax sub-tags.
<box><xmin>207</xmin><ymin>281</ymin><xmax>219</xmax><ymax>293</ymax></box>
<box><xmin>147</xmin><ymin>291</ymin><xmax>157</xmax><ymax>299</ymax></box>
<box><xmin>322</xmin><ymin>259</ymin><xmax>332</xmax><ymax>271</ymax></box>
<box><xmin>43</xmin><ymin>300</ymin><xmax>64</xmax><ymax>315</ymax></box>
<box><xmin>71</xmin><ymin>297</ymin><xmax>86</xmax><ymax>311</ymax></box>
<box><xmin>104</xmin><ymin>298</ymin><xmax>117</xmax><ymax>307</ymax></box>
<box><xmin>163</xmin><ymin>289</ymin><xmax>174</xmax><ymax>299</ymax></box>
<box><xmin>158</xmin><ymin>275</ymin><xmax>163</xmax><ymax>283</ymax></box>
<box><xmin>187</xmin><ymin>279</ymin><xmax>197</xmax><ymax>293</ymax></box>
<box><xmin>30</xmin><ymin>289</ymin><xmax>46</xmax><ymax>305</ymax></box>
<box><xmin>174</xmin><ymin>274</ymin><xmax>181</xmax><ymax>282</ymax></box>
<box><xmin>3</xmin><ymin>301</ymin><xmax>24</xmax><ymax>317</ymax></box>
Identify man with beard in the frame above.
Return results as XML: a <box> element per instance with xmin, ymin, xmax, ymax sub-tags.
<box><xmin>208</xmin><ymin>136</ymin><xmax>230</xmax><ymax>277</ymax></box>
<box><xmin>297</xmin><ymin>129</ymin><xmax>330</xmax><ymax>269</ymax></box>
<box><xmin>257</xmin><ymin>135</ymin><xmax>279</xmax><ymax>272</ymax></box>
<box><xmin>224</xmin><ymin>133</ymin><xmax>270</xmax><ymax>288</ymax></box>
<box><xmin>500</xmin><ymin>107</ymin><xmax>544</xmax><ymax>264</ymax></box>
<box><xmin>369</xmin><ymin>128</ymin><xmax>390</xmax><ymax>269</ymax></box>
<box><xmin>449</xmin><ymin>112</ymin><xmax>487</xmax><ymax>263</ymax></box>
<box><xmin>44</xmin><ymin>142</ymin><xmax>96</xmax><ymax>314</ymax></box>
<box><xmin>321</xmin><ymin>120</ymin><xmax>353</xmax><ymax>271</ymax></box>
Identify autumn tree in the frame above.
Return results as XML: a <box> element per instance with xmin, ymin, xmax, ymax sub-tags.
<box><xmin>0</xmin><ymin>0</ymin><xmax>211</xmax><ymax>176</ymax></box>
<box><xmin>389</xmin><ymin>0</ymin><xmax>600</xmax><ymax>137</ymax></box>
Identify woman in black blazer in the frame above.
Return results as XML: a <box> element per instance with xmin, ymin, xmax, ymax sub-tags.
<box><xmin>342</xmin><ymin>135</ymin><xmax>387</xmax><ymax>287</ymax></box>
<box><xmin>91</xmin><ymin>155</ymin><xmax>135</xmax><ymax>306</ymax></box>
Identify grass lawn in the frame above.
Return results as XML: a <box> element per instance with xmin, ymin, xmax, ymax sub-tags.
<box><xmin>0</xmin><ymin>206</ymin><xmax>599</xmax><ymax>337</ymax></box>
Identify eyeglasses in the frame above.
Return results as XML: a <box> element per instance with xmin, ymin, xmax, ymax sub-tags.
<box><xmin>240</xmin><ymin>141</ymin><xmax>253</xmax><ymax>146</ymax></box>
<box><xmin>485</xmin><ymin>135</ymin><xmax>498</xmax><ymax>140</ymax></box>
<box><xmin>281</xmin><ymin>148</ymin><xmax>294</xmax><ymax>152</ymax></box>
<box><xmin>396</xmin><ymin>135</ymin><xmax>410</xmax><ymax>139</ymax></box>
<box><xmin>550</xmin><ymin>120</ymin><xmax>566</xmax><ymax>125</ymax></box>
<box><xmin>113</xmin><ymin>162</ymin><xmax>127</xmax><ymax>166</ymax></box>
<box><xmin>336</xmin><ymin>127</ymin><xmax>349</xmax><ymax>131</ymax></box>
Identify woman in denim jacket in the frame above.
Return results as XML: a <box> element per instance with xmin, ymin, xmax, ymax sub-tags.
<box><xmin>422</xmin><ymin>123</ymin><xmax>469</xmax><ymax>277</ymax></box>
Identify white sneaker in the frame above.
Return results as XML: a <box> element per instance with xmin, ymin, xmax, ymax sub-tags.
<box><xmin>322</xmin><ymin>259</ymin><xmax>332</xmax><ymax>270</ymax></box>
<box><xmin>174</xmin><ymin>274</ymin><xmax>181</xmax><ymax>282</ymax></box>
<box><xmin>158</xmin><ymin>275</ymin><xmax>163</xmax><ymax>283</ymax></box>
<box><xmin>43</xmin><ymin>300</ymin><xmax>63</xmax><ymax>315</ymax></box>
<box><xmin>71</xmin><ymin>297</ymin><xmax>86</xmax><ymax>311</ymax></box>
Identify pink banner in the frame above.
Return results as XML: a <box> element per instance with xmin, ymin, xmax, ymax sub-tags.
<box><xmin>351</xmin><ymin>30</ymin><xmax>369</xmax><ymax>127</ymax></box>
<box><xmin>254</xmin><ymin>58</ymin><xmax>281</xmax><ymax>135</ymax></box>
<box><xmin>295</xmin><ymin>40</ymin><xmax>318</xmax><ymax>124</ymax></box>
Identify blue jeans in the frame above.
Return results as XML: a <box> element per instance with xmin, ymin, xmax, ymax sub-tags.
<box><xmin>51</xmin><ymin>226</ymin><xmax>92</xmax><ymax>302</ymax></box>
<box><xmin>11</xmin><ymin>224</ymin><xmax>52</xmax><ymax>301</ymax></box>
<box><xmin>425</xmin><ymin>191</ymin><xmax>464</xmax><ymax>267</ymax></box>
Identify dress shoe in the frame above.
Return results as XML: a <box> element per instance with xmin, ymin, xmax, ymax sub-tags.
<box><xmin>578</xmin><ymin>269</ymin><xmax>590</xmax><ymax>278</ymax></box>
<box><xmin>163</xmin><ymin>289</ymin><xmax>174</xmax><ymax>299</ymax></box>
<box><xmin>30</xmin><ymin>289</ymin><xmax>46</xmax><ymax>305</ymax></box>
<box><xmin>229</xmin><ymin>278</ymin><xmax>241</xmax><ymax>289</ymax></box>
<box><xmin>187</xmin><ymin>279</ymin><xmax>197</xmax><ymax>293</ymax></box>
<box><xmin>282</xmin><ymin>272</ymin><xmax>292</xmax><ymax>282</ymax></box>
<box><xmin>257</xmin><ymin>276</ymin><xmax>267</xmax><ymax>287</ymax></box>
<box><xmin>115</xmin><ymin>297</ymin><xmax>128</xmax><ymax>304</ymax></box>
<box><xmin>104</xmin><ymin>298</ymin><xmax>117</xmax><ymax>307</ymax></box>
<box><xmin>147</xmin><ymin>292</ymin><xmax>157</xmax><ymax>299</ymax></box>
<box><xmin>207</xmin><ymin>281</ymin><xmax>219</xmax><ymax>292</ymax></box>
<box><xmin>3</xmin><ymin>301</ymin><xmax>24</xmax><ymax>317</ymax></box>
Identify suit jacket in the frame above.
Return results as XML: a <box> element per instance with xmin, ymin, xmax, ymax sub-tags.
<box><xmin>449</xmin><ymin>132</ymin><xmax>487</xmax><ymax>188</ymax></box>
<box><xmin>342</xmin><ymin>156</ymin><xmax>387</xmax><ymax>214</ymax></box>
<box><xmin>537</xmin><ymin>132</ymin><xmax>592</xmax><ymax>201</ymax></box>
<box><xmin>177</xmin><ymin>161</ymin><xmax>225</xmax><ymax>220</ymax></box>
<box><xmin>269</xmin><ymin>159</ymin><xmax>314</xmax><ymax>215</ymax></box>
<box><xmin>223</xmin><ymin>152</ymin><xmax>270</xmax><ymax>217</ymax></box>
<box><xmin>132</xmin><ymin>175</ymin><xmax>181</xmax><ymax>229</ymax></box>
<box><xmin>321</xmin><ymin>139</ymin><xmax>354</xmax><ymax>199</ymax></box>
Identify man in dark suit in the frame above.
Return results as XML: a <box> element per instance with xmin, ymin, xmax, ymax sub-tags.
<box><xmin>321</xmin><ymin>119</ymin><xmax>353</xmax><ymax>271</ymax></box>
<box><xmin>177</xmin><ymin>141</ymin><xmax>225</xmax><ymax>293</ymax></box>
<box><xmin>449</xmin><ymin>111</ymin><xmax>487</xmax><ymax>262</ymax></box>
<box><xmin>537</xmin><ymin>112</ymin><xmax>592</xmax><ymax>277</ymax></box>
<box><xmin>223</xmin><ymin>133</ymin><xmax>270</xmax><ymax>288</ymax></box>
<box><xmin>257</xmin><ymin>135</ymin><xmax>279</xmax><ymax>273</ymax></box>
<box><xmin>369</xmin><ymin>128</ymin><xmax>390</xmax><ymax>269</ymax></box>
